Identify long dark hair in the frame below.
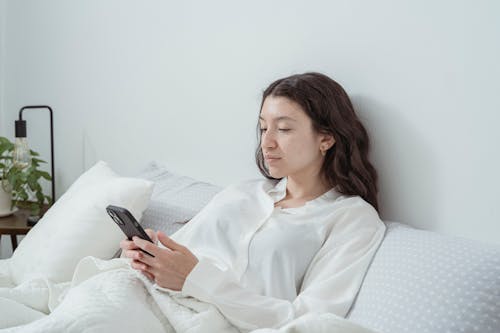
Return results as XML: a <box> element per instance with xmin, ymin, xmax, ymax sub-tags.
<box><xmin>255</xmin><ymin>72</ymin><xmax>379</xmax><ymax>212</ymax></box>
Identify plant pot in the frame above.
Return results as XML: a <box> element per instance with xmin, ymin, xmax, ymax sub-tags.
<box><xmin>0</xmin><ymin>181</ymin><xmax>15</xmax><ymax>216</ymax></box>
<box><xmin>15</xmin><ymin>200</ymin><xmax>50</xmax><ymax>226</ymax></box>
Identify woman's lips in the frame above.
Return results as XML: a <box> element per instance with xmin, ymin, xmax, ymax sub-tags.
<box><xmin>265</xmin><ymin>157</ymin><xmax>281</xmax><ymax>163</ymax></box>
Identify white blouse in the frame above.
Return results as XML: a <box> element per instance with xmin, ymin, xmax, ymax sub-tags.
<box><xmin>162</xmin><ymin>176</ymin><xmax>386</xmax><ymax>332</ymax></box>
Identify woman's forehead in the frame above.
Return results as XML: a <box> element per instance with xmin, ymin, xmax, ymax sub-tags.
<box><xmin>260</xmin><ymin>96</ymin><xmax>305</xmax><ymax>121</ymax></box>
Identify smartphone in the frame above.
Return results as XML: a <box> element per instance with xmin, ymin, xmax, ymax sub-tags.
<box><xmin>106</xmin><ymin>205</ymin><xmax>155</xmax><ymax>257</ymax></box>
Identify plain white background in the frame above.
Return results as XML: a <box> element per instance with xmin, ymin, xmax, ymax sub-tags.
<box><xmin>0</xmin><ymin>0</ymin><xmax>499</xmax><ymax>258</ymax></box>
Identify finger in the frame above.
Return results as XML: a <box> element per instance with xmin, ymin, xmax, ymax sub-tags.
<box><xmin>142</xmin><ymin>271</ymin><xmax>154</xmax><ymax>280</ymax></box>
<box><xmin>129</xmin><ymin>248</ymin><xmax>156</xmax><ymax>266</ymax></box>
<box><xmin>130</xmin><ymin>260</ymin><xmax>151</xmax><ymax>272</ymax></box>
<box><xmin>124</xmin><ymin>249</ymin><xmax>142</xmax><ymax>260</ymax></box>
<box><xmin>145</xmin><ymin>229</ymin><xmax>158</xmax><ymax>244</ymax></box>
<box><xmin>120</xmin><ymin>239</ymin><xmax>138</xmax><ymax>250</ymax></box>
<box><xmin>132</xmin><ymin>236</ymin><xmax>160</xmax><ymax>257</ymax></box>
<box><xmin>157</xmin><ymin>231</ymin><xmax>184</xmax><ymax>252</ymax></box>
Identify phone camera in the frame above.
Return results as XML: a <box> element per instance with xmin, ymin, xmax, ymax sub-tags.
<box><xmin>107</xmin><ymin>210</ymin><xmax>124</xmax><ymax>225</ymax></box>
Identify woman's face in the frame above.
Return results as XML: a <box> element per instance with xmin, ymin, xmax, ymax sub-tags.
<box><xmin>259</xmin><ymin>96</ymin><xmax>333</xmax><ymax>179</ymax></box>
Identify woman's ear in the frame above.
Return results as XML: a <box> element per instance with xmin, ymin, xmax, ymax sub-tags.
<box><xmin>320</xmin><ymin>134</ymin><xmax>335</xmax><ymax>150</ymax></box>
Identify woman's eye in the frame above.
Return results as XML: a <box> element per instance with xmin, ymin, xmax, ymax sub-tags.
<box><xmin>259</xmin><ymin>128</ymin><xmax>290</xmax><ymax>133</ymax></box>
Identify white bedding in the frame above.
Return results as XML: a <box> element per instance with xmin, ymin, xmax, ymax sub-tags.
<box><xmin>0</xmin><ymin>257</ymin><xmax>380</xmax><ymax>333</ymax></box>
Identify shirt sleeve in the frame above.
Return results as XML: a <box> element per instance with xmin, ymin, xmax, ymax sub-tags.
<box><xmin>180</xmin><ymin>199</ymin><xmax>386</xmax><ymax>332</ymax></box>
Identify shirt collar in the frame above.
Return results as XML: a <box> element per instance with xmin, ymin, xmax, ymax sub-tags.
<box><xmin>266</xmin><ymin>176</ymin><xmax>342</xmax><ymax>206</ymax></box>
<box><xmin>267</xmin><ymin>177</ymin><xmax>288</xmax><ymax>202</ymax></box>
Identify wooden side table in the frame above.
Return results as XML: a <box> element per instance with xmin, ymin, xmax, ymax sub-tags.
<box><xmin>0</xmin><ymin>209</ymin><xmax>33</xmax><ymax>251</ymax></box>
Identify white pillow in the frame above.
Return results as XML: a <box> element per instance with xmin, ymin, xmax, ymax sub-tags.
<box><xmin>9</xmin><ymin>161</ymin><xmax>154</xmax><ymax>284</ymax></box>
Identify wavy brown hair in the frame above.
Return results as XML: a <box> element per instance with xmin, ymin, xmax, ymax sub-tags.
<box><xmin>255</xmin><ymin>72</ymin><xmax>379</xmax><ymax>212</ymax></box>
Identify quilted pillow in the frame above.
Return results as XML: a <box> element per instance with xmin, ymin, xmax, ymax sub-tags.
<box><xmin>347</xmin><ymin>222</ymin><xmax>500</xmax><ymax>333</ymax></box>
<box><xmin>8</xmin><ymin>161</ymin><xmax>154</xmax><ymax>284</ymax></box>
<box><xmin>134</xmin><ymin>161</ymin><xmax>222</xmax><ymax>235</ymax></box>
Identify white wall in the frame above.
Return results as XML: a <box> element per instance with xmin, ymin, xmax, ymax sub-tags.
<box><xmin>1</xmin><ymin>0</ymin><xmax>499</xmax><ymax>253</ymax></box>
<box><xmin>0</xmin><ymin>0</ymin><xmax>5</xmax><ymax>134</ymax></box>
<box><xmin>0</xmin><ymin>0</ymin><xmax>10</xmax><ymax>258</ymax></box>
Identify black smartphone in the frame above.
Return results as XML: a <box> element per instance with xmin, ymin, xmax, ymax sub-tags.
<box><xmin>106</xmin><ymin>205</ymin><xmax>155</xmax><ymax>257</ymax></box>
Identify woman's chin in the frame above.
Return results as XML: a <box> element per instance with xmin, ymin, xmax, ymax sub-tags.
<box><xmin>267</xmin><ymin>168</ymin><xmax>285</xmax><ymax>179</ymax></box>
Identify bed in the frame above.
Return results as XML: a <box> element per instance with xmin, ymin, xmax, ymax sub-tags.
<box><xmin>0</xmin><ymin>161</ymin><xmax>498</xmax><ymax>332</ymax></box>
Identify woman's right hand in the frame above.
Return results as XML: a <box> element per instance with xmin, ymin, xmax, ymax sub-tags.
<box><xmin>119</xmin><ymin>228</ymin><xmax>158</xmax><ymax>279</ymax></box>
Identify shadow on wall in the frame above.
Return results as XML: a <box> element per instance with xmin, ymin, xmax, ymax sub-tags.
<box><xmin>351</xmin><ymin>95</ymin><xmax>440</xmax><ymax>232</ymax></box>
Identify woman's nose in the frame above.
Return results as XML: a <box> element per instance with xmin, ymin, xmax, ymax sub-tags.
<box><xmin>261</xmin><ymin>131</ymin><xmax>277</xmax><ymax>149</ymax></box>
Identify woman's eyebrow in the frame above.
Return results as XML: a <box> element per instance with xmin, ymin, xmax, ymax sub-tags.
<box><xmin>259</xmin><ymin>116</ymin><xmax>297</xmax><ymax>122</ymax></box>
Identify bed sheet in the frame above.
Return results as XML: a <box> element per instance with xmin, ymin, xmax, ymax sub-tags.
<box><xmin>0</xmin><ymin>257</ymin><xmax>380</xmax><ymax>333</ymax></box>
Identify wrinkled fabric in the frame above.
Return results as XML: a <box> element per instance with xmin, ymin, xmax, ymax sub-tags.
<box><xmin>163</xmin><ymin>177</ymin><xmax>386</xmax><ymax>332</ymax></box>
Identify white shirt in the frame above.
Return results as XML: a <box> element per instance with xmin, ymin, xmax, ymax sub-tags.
<box><xmin>166</xmin><ymin>176</ymin><xmax>386</xmax><ymax>332</ymax></box>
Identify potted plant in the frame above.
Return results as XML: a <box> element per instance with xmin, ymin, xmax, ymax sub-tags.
<box><xmin>0</xmin><ymin>136</ymin><xmax>52</xmax><ymax>218</ymax></box>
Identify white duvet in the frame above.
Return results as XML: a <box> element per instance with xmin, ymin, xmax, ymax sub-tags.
<box><xmin>0</xmin><ymin>257</ymin><xmax>379</xmax><ymax>333</ymax></box>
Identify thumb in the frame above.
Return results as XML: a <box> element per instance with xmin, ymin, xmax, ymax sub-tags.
<box><xmin>157</xmin><ymin>231</ymin><xmax>184</xmax><ymax>252</ymax></box>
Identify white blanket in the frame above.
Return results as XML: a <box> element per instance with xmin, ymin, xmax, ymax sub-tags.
<box><xmin>0</xmin><ymin>257</ymin><xmax>379</xmax><ymax>333</ymax></box>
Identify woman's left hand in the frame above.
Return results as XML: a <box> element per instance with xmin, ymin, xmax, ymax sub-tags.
<box><xmin>128</xmin><ymin>231</ymin><xmax>199</xmax><ymax>291</ymax></box>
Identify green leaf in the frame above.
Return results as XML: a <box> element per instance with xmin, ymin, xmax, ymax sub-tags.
<box><xmin>19</xmin><ymin>188</ymin><xmax>29</xmax><ymax>201</ymax></box>
<box><xmin>26</xmin><ymin>166</ymin><xmax>36</xmax><ymax>175</ymax></box>
<box><xmin>7</xmin><ymin>173</ymin><xmax>18</xmax><ymax>188</ymax></box>
<box><xmin>20</xmin><ymin>172</ymin><xmax>28</xmax><ymax>182</ymax></box>
<box><xmin>36</xmin><ymin>191</ymin><xmax>44</xmax><ymax>203</ymax></box>
<box><xmin>31</xmin><ymin>158</ymin><xmax>47</xmax><ymax>164</ymax></box>
<box><xmin>30</xmin><ymin>202</ymin><xmax>40</xmax><ymax>216</ymax></box>
<box><xmin>27</xmin><ymin>175</ymin><xmax>41</xmax><ymax>192</ymax></box>
<box><xmin>0</xmin><ymin>138</ymin><xmax>14</xmax><ymax>151</ymax></box>
<box><xmin>39</xmin><ymin>171</ymin><xmax>52</xmax><ymax>180</ymax></box>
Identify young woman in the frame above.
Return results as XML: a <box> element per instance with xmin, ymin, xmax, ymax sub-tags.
<box><xmin>120</xmin><ymin>72</ymin><xmax>386</xmax><ymax>331</ymax></box>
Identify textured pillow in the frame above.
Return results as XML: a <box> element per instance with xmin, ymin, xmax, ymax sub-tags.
<box><xmin>347</xmin><ymin>222</ymin><xmax>500</xmax><ymax>333</ymax></box>
<box><xmin>134</xmin><ymin>161</ymin><xmax>222</xmax><ymax>235</ymax></box>
<box><xmin>8</xmin><ymin>161</ymin><xmax>154</xmax><ymax>284</ymax></box>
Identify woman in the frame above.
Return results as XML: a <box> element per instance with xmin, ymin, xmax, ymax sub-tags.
<box><xmin>120</xmin><ymin>72</ymin><xmax>386</xmax><ymax>331</ymax></box>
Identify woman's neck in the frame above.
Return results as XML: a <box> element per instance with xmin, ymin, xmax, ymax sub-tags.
<box><xmin>284</xmin><ymin>174</ymin><xmax>331</xmax><ymax>201</ymax></box>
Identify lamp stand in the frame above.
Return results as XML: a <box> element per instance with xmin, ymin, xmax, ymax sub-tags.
<box><xmin>18</xmin><ymin>105</ymin><xmax>55</xmax><ymax>205</ymax></box>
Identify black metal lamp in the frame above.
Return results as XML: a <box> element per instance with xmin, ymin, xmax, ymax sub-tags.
<box><xmin>14</xmin><ymin>105</ymin><xmax>55</xmax><ymax>205</ymax></box>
